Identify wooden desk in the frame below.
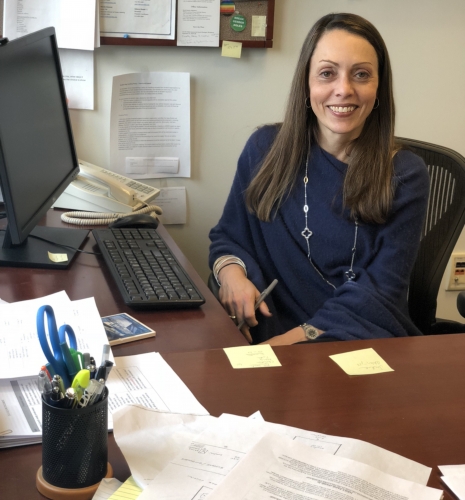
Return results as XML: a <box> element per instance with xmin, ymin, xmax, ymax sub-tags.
<box><xmin>0</xmin><ymin>210</ymin><xmax>462</xmax><ymax>499</ymax></box>
<box><xmin>2</xmin><ymin>335</ymin><xmax>465</xmax><ymax>499</ymax></box>
<box><xmin>0</xmin><ymin>209</ymin><xmax>247</xmax><ymax>353</ymax></box>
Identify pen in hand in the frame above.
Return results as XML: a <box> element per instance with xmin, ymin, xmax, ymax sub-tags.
<box><xmin>237</xmin><ymin>279</ymin><xmax>279</xmax><ymax>336</ymax></box>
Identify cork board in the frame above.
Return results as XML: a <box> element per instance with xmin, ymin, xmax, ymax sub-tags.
<box><xmin>220</xmin><ymin>1</ymin><xmax>268</xmax><ymax>43</ymax></box>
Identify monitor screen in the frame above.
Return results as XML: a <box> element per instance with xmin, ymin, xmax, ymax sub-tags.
<box><xmin>0</xmin><ymin>27</ymin><xmax>88</xmax><ymax>269</ymax></box>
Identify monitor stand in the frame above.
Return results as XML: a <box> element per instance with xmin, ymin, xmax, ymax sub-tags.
<box><xmin>0</xmin><ymin>225</ymin><xmax>89</xmax><ymax>269</ymax></box>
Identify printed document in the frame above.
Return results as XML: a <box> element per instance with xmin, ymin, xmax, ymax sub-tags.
<box><xmin>113</xmin><ymin>406</ymin><xmax>216</xmax><ymax>487</ymax></box>
<box><xmin>110</xmin><ymin>72</ymin><xmax>191</xmax><ymax>179</ymax></box>
<box><xmin>207</xmin><ymin>433</ymin><xmax>443</xmax><ymax>500</ymax></box>
<box><xmin>59</xmin><ymin>49</ymin><xmax>94</xmax><ymax>110</ymax></box>
<box><xmin>177</xmin><ymin>0</ymin><xmax>220</xmax><ymax>46</ymax></box>
<box><xmin>3</xmin><ymin>0</ymin><xmax>97</xmax><ymax>50</ymax></box>
<box><xmin>100</xmin><ymin>0</ymin><xmax>175</xmax><ymax>40</ymax></box>
<box><xmin>0</xmin><ymin>352</ymin><xmax>209</xmax><ymax>448</ymax></box>
<box><xmin>136</xmin><ymin>413</ymin><xmax>432</xmax><ymax>498</ymax></box>
<box><xmin>154</xmin><ymin>187</ymin><xmax>187</xmax><ymax>225</ymax></box>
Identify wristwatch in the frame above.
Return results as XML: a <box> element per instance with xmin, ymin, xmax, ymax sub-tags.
<box><xmin>300</xmin><ymin>323</ymin><xmax>320</xmax><ymax>341</ymax></box>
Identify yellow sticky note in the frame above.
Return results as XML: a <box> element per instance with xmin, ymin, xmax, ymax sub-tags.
<box><xmin>47</xmin><ymin>251</ymin><xmax>68</xmax><ymax>263</ymax></box>
<box><xmin>251</xmin><ymin>15</ymin><xmax>267</xmax><ymax>37</ymax></box>
<box><xmin>109</xmin><ymin>476</ymin><xmax>142</xmax><ymax>500</ymax></box>
<box><xmin>329</xmin><ymin>348</ymin><xmax>394</xmax><ymax>376</ymax></box>
<box><xmin>222</xmin><ymin>40</ymin><xmax>242</xmax><ymax>59</ymax></box>
<box><xmin>224</xmin><ymin>344</ymin><xmax>281</xmax><ymax>369</ymax></box>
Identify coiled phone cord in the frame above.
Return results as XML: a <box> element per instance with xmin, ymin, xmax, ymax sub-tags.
<box><xmin>60</xmin><ymin>204</ymin><xmax>163</xmax><ymax>226</ymax></box>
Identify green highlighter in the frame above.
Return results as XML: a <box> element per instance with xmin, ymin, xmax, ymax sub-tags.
<box><xmin>69</xmin><ymin>348</ymin><xmax>83</xmax><ymax>371</ymax></box>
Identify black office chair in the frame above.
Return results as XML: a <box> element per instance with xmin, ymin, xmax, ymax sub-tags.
<box><xmin>397</xmin><ymin>137</ymin><xmax>465</xmax><ymax>334</ymax></box>
<box><xmin>208</xmin><ymin>138</ymin><xmax>465</xmax><ymax>335</ymax></box>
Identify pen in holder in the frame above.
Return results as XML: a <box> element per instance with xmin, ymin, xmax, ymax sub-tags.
<box><xmin>36</xmin><ymin>388</ymin><xmax>113</xmax><ymax>500</ymax></box>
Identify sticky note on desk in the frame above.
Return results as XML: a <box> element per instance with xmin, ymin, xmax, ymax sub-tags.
<box><xmin>108</xmin><ymin>476</ymin><xmax>142</xmax><ymax>499</ymax></box>
<box><xmin>329</xmin><ymin>348</ymin><xmax>393</xmax><ymax>376</ymax></box>
<box><xmin>48</xmin><ymin>251</ymin><xmax>68</xmax><ymax>263</ymax></box>
<box><xmin>222</xmin><ymin>41</ymin><xmax>242</xmax><ymax>58</ymax></box>
<box><xmin>224</xmin><ymin>344</ymin><xmax>281</xmax><ymax>369</ymax></box>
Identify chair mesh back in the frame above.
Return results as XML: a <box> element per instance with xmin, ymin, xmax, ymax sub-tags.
<box><xmin>397</xmin><ymin>138</ymin><xmax>465</xmax><ymax>333</ymax></box>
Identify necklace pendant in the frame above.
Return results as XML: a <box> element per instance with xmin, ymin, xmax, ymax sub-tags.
<box><xmin>345</xmin><ymin>269</ymin><xmax>356</xmax><ymax>281</ymax></box>
<box><xmin>301</xmin><ymin>228</ymin><xmax>313</xmax><ymax>240</ymax></box>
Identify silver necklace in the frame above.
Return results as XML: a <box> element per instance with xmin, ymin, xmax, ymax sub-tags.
<box><xmin>301</xmin><ymin>155</ymin><xmax>358</xmax><ymax>290</ymax></box>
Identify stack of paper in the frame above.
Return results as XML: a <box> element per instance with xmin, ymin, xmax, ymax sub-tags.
<box><xmin>111</xmin><ymin>408</ymin><xmax>444</xmax><ymax>499</ymax></box>
<box><xmin>0</xmin><ymin>291</ymin><xmax>208</xmax><ymax>448</ymax></box>
<box><xmin>439</xmin><ymin>464</ymin><xmax>465</xmax><ymax>499</ymax></box>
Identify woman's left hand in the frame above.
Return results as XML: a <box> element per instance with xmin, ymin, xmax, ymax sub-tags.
<box><xmin>259</xmin><ymin>326</ymin><xmax>307</xmax><ymax>346</ymax></box>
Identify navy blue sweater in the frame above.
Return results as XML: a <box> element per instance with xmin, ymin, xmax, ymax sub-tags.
<box><xmin>209</xmin><ymin>126</ymin><xmax>430</xmax><ymax>343</ymax></box>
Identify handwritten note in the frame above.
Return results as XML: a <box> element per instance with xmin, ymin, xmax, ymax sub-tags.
<box><xmin>224</xmin><ymin>345</ymin><xmax>281</xmax><ymax>369</ymax></box>
<box><xmin>222</xmin><ymin>40</ymin><xmax>242</xmax><ymax>59</ymax></box>
<box><xmin>329</xmin><ymin>348</ymin><xmax>394</xmax><ymax>376</ymax></box>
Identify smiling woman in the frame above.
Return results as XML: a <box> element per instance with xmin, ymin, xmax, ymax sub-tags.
<box><xmin>209</xmin><ymin>13</ymin><xmax>430</xmax><ymax>346</ymax></box>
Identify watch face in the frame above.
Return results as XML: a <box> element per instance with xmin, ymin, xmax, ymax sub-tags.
<box><xmin>302</xmin><ymin>324</ymin><xmax>319</xmax><ymax>340</ymax></box>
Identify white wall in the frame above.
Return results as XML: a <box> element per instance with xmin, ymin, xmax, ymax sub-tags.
<box><xmin>69</xmin><ymin>0</ymin><xmax>465</xmax><ymax>321</ymax></box>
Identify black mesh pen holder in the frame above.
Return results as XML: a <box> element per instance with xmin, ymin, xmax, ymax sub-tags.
<box><xmin>41</xmin><ymin>388</ymin><xmax>109</xmax><ymax>490</ymax></box>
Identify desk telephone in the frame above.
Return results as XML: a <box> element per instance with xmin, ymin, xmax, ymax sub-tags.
<box><xmin>53</xmin><ymin>160</ymin><xmax>160</xmax><ymax>213</ymax></box>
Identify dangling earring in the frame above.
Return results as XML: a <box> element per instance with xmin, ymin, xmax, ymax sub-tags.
<box><xmin>305</xmin><ymin>97</ymin><xmax>311</xmax><ymax>109</ymax></box>
<box><xmin>372</xmin><ymin>98</ymin><xmax>380</xmax><ymax>109</ymax></box>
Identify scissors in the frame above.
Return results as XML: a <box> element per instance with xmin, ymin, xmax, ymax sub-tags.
<box><xmin>36</xmin><ymin>305</ymin><xmax>78</xmax><ymax>389</ymax></box>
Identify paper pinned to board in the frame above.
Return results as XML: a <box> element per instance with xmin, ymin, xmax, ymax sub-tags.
<box><xmin>223</xmin><ymin>345</ymin><xmax>281</xmax><ymax>369</ymax></box>
<box><xmin>251</xmin><ymin>16</ymin><xmax>267</xmax><ymax>37</ymax></box>
<box><xmin>329</xmin><ymin>348</ymin><xmax>394</xmax><ymax>376</ymax></box>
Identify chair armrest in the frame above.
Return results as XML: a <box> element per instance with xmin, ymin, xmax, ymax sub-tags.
<box><xmin>207</xmin><ymin>272</ymin><xmax>220</xmax><ymax>301</ymax></box>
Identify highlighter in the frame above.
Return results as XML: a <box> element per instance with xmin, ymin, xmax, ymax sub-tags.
<box><xmin>71</xmin><ymin>369</ymin><xmax>90</xmax><ymax>400</ymax></box>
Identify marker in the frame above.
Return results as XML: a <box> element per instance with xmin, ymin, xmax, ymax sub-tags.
<box><xmin>83</xmin><ymin>352</ymin><xmax>90</xmax><ymax>369</ymax></box>
<box><xmin>104</xmin><ymin>360</ymin><xmax>114</xmax><ymax>381</ymax></box>
<box><xmin>91</xmin><ymin>379</ymin><xmax>106</xmax><ymax>404</ymax></box>
<box><xmin>71</xmin><ymin>369</ymin><xmax>90</xmax><ymax>400</ymax></box>
<box><xmin>78</xmin><ymin>379</ymin><xmax>99</xmax><ymax>408</ymax></box>
<box><xmin>40</xmin><ymin>365</ymin><xmax>52</xmax><ymax>381</ymax></box>
<box><xmin>37</xmin><ymin>370</ymin><xmax>48</xmax><ymax>392</ymax></box>
<box><xmin>69</xmin><ymin>348</ymin><xmax>83</xmax><ymax>371</ymax></box>
<box><xmin>63</xmin><ymin>388</ymin><xmax>77</xmax><ymax>409</ymax></box>
<box><xmin>101</xmin><ymin>344</ymin><xmax>111</xmax><ymax>366</ymax></box>
<box><xmin>59</xmin><ymin>342</ymin><xmax>77</xmax><ymax>384</ymax></box>
<box><xmin>49</xmin><ymin>386</ymin><xmax>64</xmax><ymax>406</ymax></box>
<box><xmin>52</xmin><ymin>374</ymin><xmax>65</xmax><ymax>395</ymax></box>
<box><xmin>44</xmin><ymin>363</ymin><xmax>56</xmax><ymax>379</ymax></box>
<box><xmin>42</xmin><ymin>378</ymin><xmax>53</xmax><ymax>404</ymax></box>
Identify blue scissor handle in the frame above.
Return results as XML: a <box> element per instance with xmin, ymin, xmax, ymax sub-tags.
<box><xmin>58</xmin><ymin>324</ymin><xmax>77</xmax><ymax>350</ymax></box>
<box><xmin>36</xmin><ymin>305</ymin><xmax>72</xmax><ymax>388</ymax></box>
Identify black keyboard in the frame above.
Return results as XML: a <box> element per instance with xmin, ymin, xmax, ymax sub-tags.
<box><xmin>92</xmin><ymin>228</ymin><xmax>205</xmax><ymax>309</ymax></box>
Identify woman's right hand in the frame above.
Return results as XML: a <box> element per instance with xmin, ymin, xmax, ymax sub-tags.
<box><xmin>218</xmin><ymin>264</ymin><xmax>272</xmax><ymax>343</ymax></box>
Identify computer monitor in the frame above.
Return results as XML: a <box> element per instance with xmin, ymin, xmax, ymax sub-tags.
<box><xmin>0</xmin><ymin>27</ymin><xmax>88</xmax><ymax>269</ymax></box>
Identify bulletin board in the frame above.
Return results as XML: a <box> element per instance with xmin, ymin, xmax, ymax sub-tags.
<box><xmin>101</xmin><ymin>0</ymin><xmax>275</xmax><ymax>49</ymax></box>
<box><xmin>0</xmin><ymin>0</ymin><xmax>274</xmax><ymax>48</ymax></box>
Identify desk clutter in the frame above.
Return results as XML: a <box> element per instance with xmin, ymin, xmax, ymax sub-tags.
<box><xmin>0</xmin><ymin>290</ymin><xmax>450</xmax><ymax>499</ymax></box>
<box><xmin>105</xmin><ymin>408</ymin><xmax>442</xmax><ymax>500</ymax></box>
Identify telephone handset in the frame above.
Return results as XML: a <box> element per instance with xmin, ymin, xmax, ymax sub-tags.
<box><xmin>53</xmin><ymin>160</ymin><xmax>160</xmax><ymax>213</ymax></box>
